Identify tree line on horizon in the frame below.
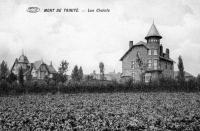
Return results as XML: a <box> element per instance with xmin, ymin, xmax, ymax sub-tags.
<box><xmin>0</xmin><ymin>55</ymin><xmax>200</xmax><ymax>95</ymax></box>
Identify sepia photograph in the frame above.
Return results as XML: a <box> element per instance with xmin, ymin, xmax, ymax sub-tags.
<box><xmin>0</xmin><ymin>0</ymin><xmax>200</xmax><ymax>130</ymax></box>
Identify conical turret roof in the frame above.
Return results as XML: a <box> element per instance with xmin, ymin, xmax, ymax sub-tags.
<box><xmin>145</xmin><ymin>22</ymin><xmax>162</xmax><ymax>39</ymax></box>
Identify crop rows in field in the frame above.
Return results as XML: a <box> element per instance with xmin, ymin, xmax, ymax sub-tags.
<box><xmin>1</xmin><ymin>93</ymin><xmax>200</xmax><ymax>130</ymax></box>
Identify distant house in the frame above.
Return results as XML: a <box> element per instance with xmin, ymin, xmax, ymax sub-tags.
<box><xmin>29</xmin><ymin>60</ymin><xmax>57</xmax><ymax>79</ymax></box>
<box><xmin>174</xmin><ymin>71</ymin><xmax>194</xmax><ymax>81</ymax></box>
<box><xmin>11</xmin><ymin>54</ymin><xmax>30</xmax><ymax>79</ymax></box>
<box><xmin>11</xmin><ymin>53</ymin><xmax>57</xmax><ymax>80</ymax></box>
<box><xmin>120</xmin><ymin>22</ymin><xmax>174</xmax><ymax>82</ymax></box>
<box><xmin>91</xmin><ymin>71</ymin><xmax>121</xmax><ymax>82</ymax></box>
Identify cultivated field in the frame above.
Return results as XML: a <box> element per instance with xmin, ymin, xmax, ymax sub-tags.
<box><xmin>1</xmin><ymin>93</ymin><xmax>200</xmax><ymax>130</ymax></box>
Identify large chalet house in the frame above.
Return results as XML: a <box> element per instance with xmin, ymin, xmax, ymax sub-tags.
<box><xmin>120</xmin><ymin>22</ymin><xmax>174</xmax><ymax>82</ymax></box>
<box><xmin>11</xmin><ymin>53</ymin><xmax>57</xmax><ymax>80</ymax></box>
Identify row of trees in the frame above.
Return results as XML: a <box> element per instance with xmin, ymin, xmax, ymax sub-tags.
<box><xmin>53</xmin><ymin>61</ymin><xmax>105</xmax><ymax>82</ymax></box>
<box><xmin>0</xmin><ymin>60</ymin><xmax>25</xmax><ymax>86</ymax></box>
<box><xmin>71</xmin><ymin>65</ymin><xmax>83</xmax><ymax>81</ymax></box>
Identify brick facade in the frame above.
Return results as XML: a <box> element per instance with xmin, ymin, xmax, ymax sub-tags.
<box><xmin>120</xmin><ymin>22</ymin><xmax>174</xmax><ymax>82</ymax></box>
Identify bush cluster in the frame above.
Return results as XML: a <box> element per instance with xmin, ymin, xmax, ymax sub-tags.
<box><xmin>0</xmin><ymin>77</ymin><xmax>200</xmax><ymax>96</ymax></box>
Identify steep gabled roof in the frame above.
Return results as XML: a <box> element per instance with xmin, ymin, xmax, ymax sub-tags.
<box><xmin>145</xmin><ymin>22</ymin><xmax>162</xmax><ymax>39</ymax></box>
<box><xmin>47</xmin><ymin>65</ymin><xmax>57</xmax><ymax>74</ymax></box>
<box><xmin>10</xmin><ymin>58</ymin><xmax>18</xmax><ymax>71</ymax></box>
<box><xmin>120</xmin><ymin>41</ymin><xmax>148</xmax><ymax>61</ymax></box>
<box><xmin>31</xmin><ymin>60</ymin><xmax>57</xmax><ymax>74</ymax></box>
<box><xmin>32</xmin><ymin>60</ymin><xmax>43</xmax><ymax>70</ymax></box>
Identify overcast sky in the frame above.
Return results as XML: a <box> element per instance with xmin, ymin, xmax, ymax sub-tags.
<box><xmin>0</xmin><ymin>0</ymin><xmax>200</xmax><ymax>76</ymax></box>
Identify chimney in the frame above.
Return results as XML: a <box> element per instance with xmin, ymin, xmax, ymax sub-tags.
<box><xmin>129</xmin><ymin>41</ymin><xmax>133</xmax><ymax>49</ymax></box>
<box><xmin>166</xmin><ymin>48</ymin><xmax>169</xmax><ymax>58</ymax></box>
<box><xmin>160</xmin><ymin>44</ymin><xmax>163</xmax><ymax>56</ymax></box>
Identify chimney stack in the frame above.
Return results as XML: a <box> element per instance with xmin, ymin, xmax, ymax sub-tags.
<box><xmin>129</xmin><ymin>41</ymin><xmax>133</xmax><ymax>49</ymax></box>
<box><xmin>160</xmin><ymin>44</ymin><xmax>163</xmax><ymax>56</ymax></box>
<box><xmin>166</xmin><ymin>48</ymin><xmax>169</xmax><ymax>58</ymax></box>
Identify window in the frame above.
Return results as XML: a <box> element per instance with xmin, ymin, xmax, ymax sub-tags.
<box><xmin>132</xmin><ymin>72</ymin><xmax>135</xmax><ymax>78</ymax></box>
<box><xmin>131</xmin><ymin>61</ymin><xmax>135</xmax><ymax>69</ymax></box>
<box><xmin>147</xmin><ymin>59</ymin><xmax>152</xmax><ymax>68</ymax></box>
<box><xmin>154</xmin><ymin>59</ymin><xmax>158</xmax><ymax>70</ymax></box>
<box><xmin>148</xmin><ymin>50</ymin><xmax>151</xmax><ymax>55</ymax></box>
<box><xmin>145</xmin><ymin>73</ymin><xmax>152</xmax><ymax>83</ymax></box>
<box><xmin>170</xmin><ymin>64</ymin><xmax>173</xmax><ymax>70</ymax></box>
<box><xmin>153</xmin><ymin>50</ymin><xmax>158</xmax><ymax>55</ymax></box>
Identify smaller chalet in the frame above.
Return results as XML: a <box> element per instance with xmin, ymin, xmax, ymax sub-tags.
<box><xmin>11</xmin><ymin>53</ymin><xmax>57</xmax><ymax>80</ymax></box>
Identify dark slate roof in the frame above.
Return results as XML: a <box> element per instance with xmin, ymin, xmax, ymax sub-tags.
<box><xmin>18</xmin><ymin>54</ymin><xmax>29</xmax><ymax>64</ymax></box>
<box><xmin>120</xmin><ymin>41</ymin><xmax>148</xmax><ymax>61</ymax></box>
<box><xmin>145</xmin><ymin>22</ymin><xmax>162</xmax><ymax>39</ymax></box>
<box><xmin>159</xmin><ymin>56</ymin><xmax>175</xmax><ymax>63</ymax></box>
<box><xmin>32</xmin><ymin>60</ymin><xmax>57</xmax><ymax>74</ymax></box>
<box><xmin>32</xmin><ymin>60</ymin><xmax>43</xmax><ymax>70</ymax></box>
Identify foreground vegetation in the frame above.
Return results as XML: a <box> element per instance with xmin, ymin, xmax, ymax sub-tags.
<box><xmin>1</xmin><ymin>93</ymin><xmax>200</xmax><ymax>130</ymax></box>
<box><xmin>0</xmin><ymin>76</ymin><xmax>200</xmax><ymax>96</ymax></box>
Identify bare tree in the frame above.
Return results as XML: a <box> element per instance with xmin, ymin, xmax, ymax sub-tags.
<box><xmin>99</xmin><ymin>62</ymin><xmax>104</xmax><ymax>80</ymax></box>
<box><xmin>58</xmin><ymin>60</ymin><xmax>69</xmax><ymax>75</ymax></box>
<box><xmin>136</xmin><ymin>52</ymin><xmax>147</xmax><ymax>82</ymax></box>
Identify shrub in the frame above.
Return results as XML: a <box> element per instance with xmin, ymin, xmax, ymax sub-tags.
<box><xmin>0</xmin><ymin>80</ymin><xmax>11</xmax><ymax>95</ymax></box>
